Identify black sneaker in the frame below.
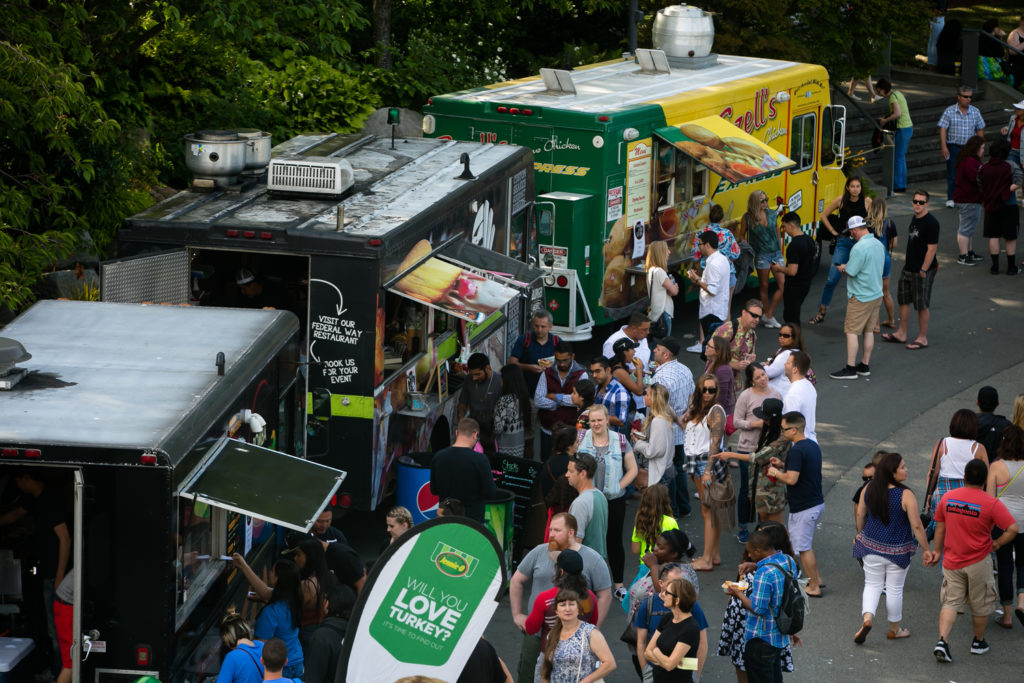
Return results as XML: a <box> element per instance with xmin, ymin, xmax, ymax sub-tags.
<box><xmin>1008</xmin><ymin>267</ymin><xmax>1021</xmax><ymax>276</ymax></box>
<box><xmin>991</xmin><ymin>265</ymin><xmax>1000</xmax><ymax>274</ymax></box>
<box><xmin>830</xmin><ymin>365</ymin><xmax>858</xmax><ymax>380</ymax></box>
<box><xmin>970</xmin><ymin>638</ymin><xmax>990</xmax><ymax>655</ymax></box>
<box><xmin>957</xmin><ymin>255</ymin><xmax>975</xmax><ymax>266</ymax></box>
<box><xmin>934</xmin><ymin>638</ymin><xmax>953</xmax><ymax>663</ymax></box>
<box><xmin>969</xmin><ymin>251</ymin><xmax>984</xmax><ymax>262</ymax></box>
<box><xmin>855</xmin><ymin>363</ymin><xmax>870</xmax><ymax>376</ymax></box>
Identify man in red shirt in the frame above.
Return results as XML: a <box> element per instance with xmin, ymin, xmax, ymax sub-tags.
<box><xmin>929</xmin><ymin>459</ymin><xmax>1019</xmax><ymax>663</ymax></box>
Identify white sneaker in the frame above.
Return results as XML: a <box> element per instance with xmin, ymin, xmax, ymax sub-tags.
<box><xmin>686</xmin><ymin>342</ymin><xmax>703</xmax><ymax>353</ymax></box>
<box><xmin>945</xmin><ymin>200</ymin><xmax>955</xmax><ymax>208</ymax></box>
<box><xmin>762</xmin><ymin>316</ymin><xmax>782</xmax><ymax>329</ymax></box>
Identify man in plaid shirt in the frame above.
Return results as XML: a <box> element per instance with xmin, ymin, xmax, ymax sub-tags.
<box><xmin>937</xmin><ymin>86</ymin><xmax>986</xmax><ymax>206</ymax></box>
<box><xmin>589</xmin><ymin>356</ymin><xmax>631</xmax><ymax>434</ymax></box>
<box><xmin>726</xmin><ymin>529</ymin><xmax>801</xmax><ymax>682</ymax></box>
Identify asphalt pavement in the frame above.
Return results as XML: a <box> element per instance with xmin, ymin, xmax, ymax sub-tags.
<box><xmin>481</xmin><ymin>180</ymin><xmax>1024</xmax><ymax>681</ymax></box>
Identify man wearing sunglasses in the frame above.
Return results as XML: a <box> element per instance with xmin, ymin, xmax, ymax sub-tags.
<box><xmin>882</xmin><ymin>190</ymin><xmax>939</xmax><ymax>351</ymax></box>
<box><xmin>938</xmin><ymin>86</ymin><xmax>986</xmax><ymax>207</ymax></box>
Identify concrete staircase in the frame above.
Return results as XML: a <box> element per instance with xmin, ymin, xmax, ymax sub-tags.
<box><xmin>842</xmin><ymin>69</ymin><xmax>1019</xmax><ymax>188</ymax></box>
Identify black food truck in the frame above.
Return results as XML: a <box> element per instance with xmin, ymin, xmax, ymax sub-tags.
<box><xmin>111</xmin><ymin>132</ymin><xmax>543</xmax><ymax>512</ymax></box>
<box><xmin>0</xmin><ymin>300</ymin><xmax>345</xmax><ymax>683</ymax></box>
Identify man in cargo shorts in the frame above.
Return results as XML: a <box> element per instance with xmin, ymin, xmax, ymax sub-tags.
<box><xmin>831</xmin><ymin>215</ymin><xmax>884</xmax><ymax>380</ymax></box>
<box><xmin>930</xmin><ymin>459</ymin><xmax>1019</xmax><ymax>663</ymax></box>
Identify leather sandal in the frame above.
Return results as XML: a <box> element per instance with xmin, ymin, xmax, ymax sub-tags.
<box><xmin>808</xmin><ymin>308</ymin><xmax>827</xmax><ymax>325</ymax></box>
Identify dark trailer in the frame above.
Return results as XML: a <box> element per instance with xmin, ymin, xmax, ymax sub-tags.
<box><xmin>0</xmin><ymin>301</ymin><xmax>344</xmax><ymax>683</ymax></box>
<box><xmin>113</xmin><ymin>133</ymin><xmax>542</xmax><ymax>512</ymax></box>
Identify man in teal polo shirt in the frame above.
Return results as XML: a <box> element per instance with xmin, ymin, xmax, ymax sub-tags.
<box><xmin>831</xmin><ymin>215</ymin><xmax>885</xmax><ymax>380</ymax></box>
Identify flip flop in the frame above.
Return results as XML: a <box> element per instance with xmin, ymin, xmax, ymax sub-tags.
<box><xmin>1016</xmin><ymin>607</ymin><xmax>1024</xmax><ymax>627</ymax></box>
<box><xmin>692</xmin><ymin>565</ymin><xmax>714</xmax><ymax>572</ymax></box>
<box><xmin>995</xmin><ymin>619</ymin><xmax>1013</xmax><ymax>630</ymax></box>
<box><xmin>881</xmin><ymin>333</ymin><xmax>905</xmax><ymax>344</ymax></box>
<box><xmin>854</xmin><ymin>622</ymin><xmax>872</xmax><ymax>644</ymax></box>
<box><xmin>881</xmin><ymin>321</ymin><xmax>897</xmax><ymax>329</ymax></box>
<box><xmin>905</xmin><ymin>341</ymin><xmax>928</xmax><ymax>350</ymax></box>
<box><xmin>887</xmin><ymin>628</ymin><xmax>911</xmax><ymax>639</ymax></box>
<box><xmin>805</xmin><ymin>589</ymin><xmax>823</xmax><ymax>598</ymax></box>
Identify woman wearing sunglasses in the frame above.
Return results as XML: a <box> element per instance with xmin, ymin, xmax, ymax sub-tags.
<box><xmin>763</xmin><ymin>323</ymin><xmax>808</xmax><ymax>400</ymax></box>
<box><xmin>644</xmin><ymin>578</ymin><xmax>701</xmax><ymax>682</ymax></box>
<box><xmin>685</xmin><ymin>374</ymin><xmax>733</xmax><ymax>571</ymax></box>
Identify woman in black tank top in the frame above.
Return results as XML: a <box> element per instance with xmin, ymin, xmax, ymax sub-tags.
<box><xmin>809</xmin><ymin>177</ymin><xmax>872</xmax><ymax>326</ymax></box>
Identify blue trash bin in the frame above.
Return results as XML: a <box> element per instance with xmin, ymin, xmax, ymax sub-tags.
<box><xmin>397</xmin><ymin>452</ymin><xmax>436</xmax><ymax>524</ymax></box>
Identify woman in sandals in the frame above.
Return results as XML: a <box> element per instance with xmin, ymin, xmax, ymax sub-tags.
<box><xmin>808</xmin><ymin>177</ymin><xmax>871</xmax><ymax>326</ymax></box>
<box><xmin>852</xmin><ymin>452</ymin><xmax>932</xmax><ymax>644</ymax></box>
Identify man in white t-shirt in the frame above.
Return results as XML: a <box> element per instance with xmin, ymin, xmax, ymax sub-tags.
<box><xmin>782</xmin><ymin>350</ymin><xmax>817</xmax><ymax>442</ymax></box>
<box><xmin>687</xmin><ymin>230</ymin><xmax>731</xmax><ymax>353</ymax></box>
<box><xmin>602</xmin><ymin>313</ymin><xmax>652</xmax><ymax>370</ymax></box>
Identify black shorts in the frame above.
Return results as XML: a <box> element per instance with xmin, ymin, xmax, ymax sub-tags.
<box><xmin>983</xmin><ymin>204</ymin><xmax>1019</xmax><ymax>240</ymax></box>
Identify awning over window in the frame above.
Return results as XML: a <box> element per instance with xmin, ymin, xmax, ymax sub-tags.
<box><xmin>388</xmin><ymin>238</ymin><xmax>541</xmax><ymax>323</ymax></box>
<box><xmin>654</xmin><ymin>116</ymin><xmax>795</xmax><ymax>185</ymax></box>
<box><xmin>179</xmin><ymin>438</ymin><xmax>346</xmax><ymax>532</ymax></box>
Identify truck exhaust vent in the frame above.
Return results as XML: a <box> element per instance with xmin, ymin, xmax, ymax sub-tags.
<box><xmin>268</xmin><ymin>156</ymin><xmax>354</xmax><ymax>196</ymax></box>
<box><xmin>0</xmin><ymin>337</ymin><xmax>31</xmax><ymax>390</ymax></box>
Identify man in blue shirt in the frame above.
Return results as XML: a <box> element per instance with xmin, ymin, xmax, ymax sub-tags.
<box><xmin>509</xmin><ymin>309</ymin><xmax>560</xmax><ymax>395</ymax></box>
<box><xmin>590</xmin><ymin>356</ymin><xmax>631</xmax><ymax>434</ymax></box>
<box><xmin>831</xmin><ymin>215</ymin><xmax>885</xmax><ymax>380</ymax></box>
<box><xmin>726</xmin><ymin>530</ymin><xmax>800</xmax><ymax>682</ymax></box>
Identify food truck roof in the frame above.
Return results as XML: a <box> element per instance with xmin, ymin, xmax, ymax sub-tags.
<box><xmin>436</xmin><ymin>54</ymin><xmax>816</xmax><ymax>115</ymax></box>
<box><xmin>125</xmin><ymin>135</ymin><xmax>530</xmax><ymax>242</ymax></box>
<box><xmin>0</xmin><ymin>300</ymin><xmax>296</xmax><ymax>463</ymax></box>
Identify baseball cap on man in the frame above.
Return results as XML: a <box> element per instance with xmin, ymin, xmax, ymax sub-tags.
<box><xmin>236</xmin><ymin>268</ymin><xmax>256</xmax><ymax>285</ymax></box>
<box><xmin>657</xmin><ymin>337</ymin><xmax>681</xmax><ymax>356</ymax></box>
<box><xmin>556</xmin><ymin>548</ymin><xmax>584</xmax><ymax>575</ymax></box>
<box><xmin>1013</xmin><ymin>99</ymin><xmax>1024</xmax><ymax>110</ymax></box>
<box><xmin>845</xmin><ymin>215</ymin><xmax>867</xmax><ymax>233</ymax></box>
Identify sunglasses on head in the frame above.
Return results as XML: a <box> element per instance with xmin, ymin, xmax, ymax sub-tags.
<box><xmin>912</xmin><ymin>199</ymin><xmax>927</xmax><ymax>205</ymax></box>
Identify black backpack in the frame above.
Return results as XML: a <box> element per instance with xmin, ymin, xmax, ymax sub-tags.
<box><xmin>767</xmin><ymin>561</ymin><xmax>806</xmax><ymax>635</ymax></box>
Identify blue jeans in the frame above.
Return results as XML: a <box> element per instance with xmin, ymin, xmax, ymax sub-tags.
<box><xmin>744</xmin><ymin>637</ymin><xmax>784</xmax><ymax>683</ymax></box>
<box><xmin>946</xmin><ymin>144</ymin><xmax>961</xmax><ymax>200</ymax></box>
<box><xmin>893</xmin><ymin>126</ymin><xmax>912</xmax><ymax>190</ymax></box>
<box><xmin>819</xmin><ymin>237</ymin><xmax>854</xmax><ymax>308</ymax></box>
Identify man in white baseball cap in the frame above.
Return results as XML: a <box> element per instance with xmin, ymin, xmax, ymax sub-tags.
<box><xmin>831</xmin><ymin>215</ymin><xmax>885</xmax><ymax>380</ymax></box>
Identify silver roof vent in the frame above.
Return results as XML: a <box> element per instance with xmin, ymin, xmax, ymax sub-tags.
<box><xmin>652</xmin><ymin>4</ymin><xmax>718</xmax><ymax>70</ymax></box>
<box><xmin>0</xmin><ymin>337</ymin><xmax>32</xmax><ymax>390</ymax></box>
<box><xmin>184</xmin><ymin>129</ymin><xmax>272</xmax><ymax>189</ymax></box>
<box><xmin>268</xmin><ymin>156</ymin><xmax>355</xmax><ymax>196</ymax></box>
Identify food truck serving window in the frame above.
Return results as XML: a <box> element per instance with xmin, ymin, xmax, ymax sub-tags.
<box><xmin>654</xmin><ymin>116</ymin><xmax>796</xmax><ymax>185</ymax></box>
<box><xmin>179</xmin><ymin>438</ymin><xmax>346</xmax><ymax>532</ymax></box>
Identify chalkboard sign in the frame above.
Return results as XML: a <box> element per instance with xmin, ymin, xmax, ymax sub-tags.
<box><xmin>487</xmin><ymin>453</ymin><xmax>542</xmax><ymax>562</ymax></box>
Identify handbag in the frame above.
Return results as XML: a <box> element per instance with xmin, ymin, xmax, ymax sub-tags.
<box><xmin>725</xmin><ymin>413</ymin><xmax>737</xmax><ymax>436</ymax></box>
<box><xmin>920</xmin><ymin>438</ymin><xmax>943</xmax><ymax>531</ymax></box>
<box><xmin>619</xmin><ymin>592</ymin><xmax>654</xmax><ymax>648</ymax></box>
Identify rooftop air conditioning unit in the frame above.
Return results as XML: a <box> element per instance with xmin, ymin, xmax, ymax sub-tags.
<box><xmin>268</xmin><ymin>156</ymin><xmax>355</xmax><ymax>196</ymax></box>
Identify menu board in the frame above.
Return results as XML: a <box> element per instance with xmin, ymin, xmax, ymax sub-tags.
<box><xmin>487</xmin><ymin>453</ymin><xmax>542</xmax><ymax>560</ymax></box>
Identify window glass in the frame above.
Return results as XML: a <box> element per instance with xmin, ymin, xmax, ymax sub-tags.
<box><xmin>820</xmin><ymin>108</ymin><xmax>837</xmax><ymax>167</ymax></box>
<box><xmin>789</xmin><ymin>114</ymin><xmax>817</xmax><ymax>172</ymax></box>
<box><xmin>176</xmin><ymin>500</ymin><xmax>223</xmax><ymax>613</ymax></box>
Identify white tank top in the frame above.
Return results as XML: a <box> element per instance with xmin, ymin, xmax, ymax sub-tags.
<box><xmin>937</xmin><ymin>437</ymin><xmax>980</xmax><ymax>479</ymax></box>
<box><xmin>685</xmin><ymin>414</ymin><xmax>711</xmax><ymax>455</ymax></box>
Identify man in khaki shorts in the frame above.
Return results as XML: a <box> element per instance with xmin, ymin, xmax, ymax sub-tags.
<box><xmin>830</xmin><ymin>215</ymin><xmax>885</xmax><ymax>380</ymax></box>
<box><xmin>929</xmin><ymin>460</ymin><xmax>1019</xmax><ymax>663</ymax></box>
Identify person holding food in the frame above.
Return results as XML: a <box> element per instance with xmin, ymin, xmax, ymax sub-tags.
<box><xmin>687</xmin><ymin>231</ymin><xmax>731</xmax><ymax>353</ymax></box>
<box><xmin>742</xmin><ymin>191</ymin><xmax>784</xmax><ymax>330</ymax></box>
<box><xmin>808</xmin><ymin>177</ymin><xmax>871</xmax><ymax>327</ymax></box>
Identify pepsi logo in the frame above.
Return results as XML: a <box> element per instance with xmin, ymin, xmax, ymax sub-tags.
<box><xmin>416</xmin><ymin>481</ymin><xmax>438</xmax><ymax>518</ymax></box>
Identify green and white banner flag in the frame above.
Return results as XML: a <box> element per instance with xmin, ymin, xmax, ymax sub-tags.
<box><xmin>338</xmin><ymin>517</ymin><xmax>506</xmax><ymax>682</ymax></box>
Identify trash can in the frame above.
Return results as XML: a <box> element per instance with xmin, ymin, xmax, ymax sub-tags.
<box><xmin>397</xmin><ymin>452</ymin><xmax>437</xmax><ymax>524</ymax></box>
<box><xmin>484</xmin><ymin>489</ymin><xmax>515</xmax><ymax>571</ymax></box>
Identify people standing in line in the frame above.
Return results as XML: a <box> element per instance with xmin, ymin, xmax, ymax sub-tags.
<box><xmin>571</xmin><ymin>379</ymin><xmax>598</xmax><ymax>434</ymax></box>
<box><xmin>952</xmin><ymin>136</ymin><xmax>987</xmax><ymax>266</ymax></box>
<box><xmin>632</xmin><ymin>385</ymin><xmax>678</xmax><ymax>489</ymax></box>
<box><xmin>429</xmin><ymin>418</ymin><xmax>497</xmax><ymax>524</ymax></box>
<box><xmin>724</xmin><ymin>529</ymin><xmax>802</xmax><ymax>682</ymax></box>
<box><xmin>881</xmin><ymin>190</ymin><xmax>939</xmax><ymax>351</ymax></box>
<box><xmin>290</xmin><ymin>538</ymin><xmax>332</xmax><ymax>640</ymax></box>
<box><xmin>234</xmin><ymin>559</ymin><xmax>305</xmax><ymax>679</ymax></box>
<box><xmin>743</xmin><ymin>190</ymin><xmax>785</xmax><ymax>329</ymax></box>
<box><xmin>763</xmin><ymin>323</ymin><xmax>805</xmax><ymax>400</ymax></box>
<box><xmin>260</xmin><ymin>638</ymin><xmax>296</xmax><ymax>683</ymax></box>
<box><xmin>717</xmin><ymin>521</ymin><xmax>797</xmax><ymax>681</ymax></box>
<box><xmin>978</xmin><ymin>138</ymin><xmax>1022</xmax><ymax>275</ymax></box>
<box><xmin>539</xmin><ymin>590</ymin><xmax>617</xmax><ymax>683</ymax></box>
<box><xmin>609</xmin><ymin>337</ymin><xmax>647</xmax><ymax>415</ymax></box>
<box><xmin>510</xmin><ymin>512</ymin><xmax>612</xmax><ymax>683</ymax></box>
<box><xmin>808</xmin><ymin>176</ymin><xmax>871</xmax><ymax>327</ymax></box>
<box><xmin>216</xmin><ymin>609</ymin><xmax>265</xmax><ymax>683</ymax></box>
<box><xmin>509</xmin><ymin>309</ymin><xmax>561</xmax><ymax>396</ymax></box>
<box><xmin>632</xmin><ymin>484</ymin><xmax>680</xmax><ymax>558</ymax></box>
<box><xmin>689</xmin><ymin>205</ymin><xmax>741</xmax><ymax>309</ymax></box>
<box><xmin>457</xmin><ymin>637</ymin><xmax>514</xmax><ymax>683</ymax></box>
<box><xmin>976</xmin><ymin>386</ymin><xmax>1012</xmax><ymax>457</ymax></box>
<box><xmin>767</xmin><ymin>411</ymin><xmax>825</xmax><ymax>597</ymax></box>
<box><xmin>644</xmin><ymin>578</ymin><xmax>702</xmax><ymax>683</ymax></box>
<box><xmin>930</xmin><ymin>460</ymin><xmax>1019</xmax><ymax>663</ymax></box>
<box><xmin>302</xmin><ymin>588</ymin><xmax>350</xmax><ymax>683</ymax></box>
<box><xmin>685</xmin><ymin>374</ymin><xmax>732</xmax><ymax>572</ymax></box>
<box><xmin>566</xmin><ymin>453</ymin><xmax>610</xmax><ymax>560</ymax></box>
<box><xmin>650</xmin><ymin>337</ymin><xmax>696</xmax><ymax>518</ymax></box>
<box><xmin>730</xmin><ymin>366</ymin><xmax>783</xmax><ymax>542</ymax></box>
<box><xmin>385</xmin><ymin>506</ymin><xmax>412</xmax><ymax>545</ymax></box>
<box><xmin>625</xmin><ymin>530</ymin><xmax>701</xmax><ymax>651</ymax></box>
<box><xmin>457</xmin><ymin>353</ymin><xmax>502</xmax><ymax>453</ymax></box>
<box><xmin>710</xmin><ymin>299</ymin><xmax>761</xmax><ymax>391</ymax></box>
<box><xmin>771</xmin><ymin>212</ymin><xmax>815</xmax><ymax>326</ymax></box>
<box><xmin>985</xmin><ymin>425</ymin><xmax>1024</xmax><ymax>628</ymax></box>
<box><xmin>875</xmin><ymin>79</ymin><xmax>913</xmax><ymax>193</ymax></box>
<box><xmin>831</xmin><ymin>215</ymin><xmax>886</xmax><ymax>380</ymax></box>
<box><xmin>493</xmin><ymin>364</ymin><xmax>533</xmax><ymax>459</ymax></box>
<box><xmin>541</xmin><ymin>425</ymin><xmax>579</xmax><ymax>506</ymax></box>
<box><xmin>535</xmin><ymin>341</ymin><xmax>588</xmax><ymax>459</ymax></box>
<box><xmin>715</xmin><ymin>399</ymin><xmax>790</xmax><ymax>526</ymax></box>
<box><xmin>851</xmin><ymin>452</ymin><xmax>932</xmax><ymax>644</ymax></box>
<box><xmin>924</xmin><ymin>409</ymin><xmax>990</xmax><ymax>536</ymax></box>
<box><xmin>576</xmin><ymin>404</ymin><xmax>638</xmax><ymax>599</ymax></box>
<box><xmin>602</xmin><ymin>314</ymin><xmax>652</xmax><ymax>373</ymax></box>
<box><xmin>646</xmin><ymin>240</ymin><xmax>680</xmax><ymax>338</ymax></box>
<box><xmin>636</xmin><ymin>564</ymin><xmax>710</xmax><ymax>683</ymax></box>
<box><xmin>687</xmin><ymin>231</ymin><xmax>731</xmax><ymax>353</ymax></box>
<box><xmin>781</xmin><ymin>351</ymin><xmax>817</xmax><ymax>443</ymax></box>
<box><xmin>589</xmin><ymin>356</ymin><xmax>631</xmax><ymax>435</ymax></box>
<box><xmin>865</xmin><ymin>198</ymin><xmax>896</xmax><ymax>331</ymax></box>
<box><xmin>938</xmin><ymin>86</ymin><xmax>986</xmax><ymax>207</ymax></box>
<box><xmin>703</xmin><ymin>336</ymin><xmax>735</xmax><ymax>416</ymax></box>
<box><xmin>1000</xmin><ymin>99</ymin><xmax>1024</xmax><ymax>169</ymax></box>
